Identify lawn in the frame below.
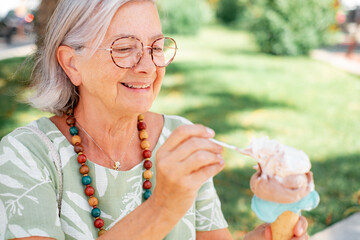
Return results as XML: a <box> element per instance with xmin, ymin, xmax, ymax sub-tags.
<box><xmin>1</xmin><ymin>26</ymin><xmax>359</xmax><ymax>238</ymax></box>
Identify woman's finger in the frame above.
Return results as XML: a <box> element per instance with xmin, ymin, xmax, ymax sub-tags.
<box><xmin>160</xmin><ymin>124</ymin><xmax>215</xmax><ymax>152</ymax></box>
<box><xmin>165</xmin><ymin>137</ymin><xmax>223</xmax><ymax>163</ymax></box>
<box><xmin>181</xmin><ymin>150</ymin><xmax>223</xmax><ymax>174</ymax></box>
<box><xmin>244</xmin><ymin>223</ymin><xmax>272</xmax><ymax>240</ymax></box>
<box><xmin>189</xmin><ymin>159</ymin><xmax>225</xmax><ymax>185</ymax></box>
<box><xmin>294</xmin><ymin>216</ymin><xmax>308</xmax><ymax>237</ymax></box>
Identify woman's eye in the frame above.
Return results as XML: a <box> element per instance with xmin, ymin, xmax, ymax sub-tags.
<box><xmin>113</xmin><ymin>47</ymin><xmax>134</xmax><ymax>53</ymax></box>
<box><xmin>153</xmin><ymin>47</ymin><xmax>163</xmax><ymax>52</ymax></box>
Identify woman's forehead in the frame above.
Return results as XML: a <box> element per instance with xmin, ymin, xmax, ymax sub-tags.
<box><xmin>104</xmin><ymin>1</ymin><xmax>162</xmax><ymax>44</ymax></box>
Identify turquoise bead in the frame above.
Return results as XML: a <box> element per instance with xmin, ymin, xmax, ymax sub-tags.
<box><xmin>69</xmin><ymin>126</ymin><xmax>79</xmax><ymax>136</ymax></box>
<box><xmin>143</xmin><ymin>190</ymin><xmax>151</xmax><ymax>200</ymax></box>
<box><xmin>91</xmin><ymin>208</ymin><xmax>101</xmax><ymax>217</ymax></box>
<box><xmin>82</xmin><ymin>176</ymin><xmax>92</xmax><ymax>185</ymax></box>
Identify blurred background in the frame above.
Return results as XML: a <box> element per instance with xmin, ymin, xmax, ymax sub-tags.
<box><xmin>0</xmin><ymin>0</ymin><xmax>359</xmax><ymax>239</ymax></box>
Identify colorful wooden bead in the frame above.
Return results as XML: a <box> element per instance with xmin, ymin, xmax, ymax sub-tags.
<box><xmin>91</xmin><ymin>208</ymin><xmax>101</xmax><ymax>218</ymax></box>
<box><xmin>143</xmin><ymin>180</ymin><xmax>152</xmax><ymax>189</ymax></box>
<box><xmin>144</xmin><ymin>189</ymin><xmax>151</xmax><ymax>200</ymax></box>
<box><xmin>79</xmin><ymin>165</ymin><xmax>89</xmax><ymax>174</ymax></box>
<box><xmin>94</xmin><ymin>218</ymin><xmax>104</xmax><ymax>228</ymax></box>
<box><xmin>141</xmin><ymin>140</ymin><xmax>150</xmax><ymax>149</ymax></box>
<box><xmin>82</xmin><ymin>176</ymin><xmax>92</xmax><ymax>185</ymax></box>
<box><xmin>72</xmin><ymin>135</ymin><xmax>81</xmax><ymax>145</ymax></box>
<box><xmin>66</xmin><ymin>108</ymin><xmax>74</xmax><ymax>116</ymax></box>
<box><xmin>143</xmin><ymin>170</ymin><xmax>153</xmax><ymax>179</ymax></box>
<box><xmin>142</xmin><ymin>150</ymin><xmax>152</xmax><ymax>158</ymax></box>
<box><xmin>74</xmin><ymin>144</ymin><xmax>84</xmax><ymax>153</ymax></box>
<box><xmin>77</xmin><ymin>154</ymin><xmax>87</xmax><ymax>164</ymax></box>
<box><xmin>138</xmin><ymin>114</ymin><xmax>144</xmax><ymax>121</ymax></box>
<box><xmin>85</xmin><ymin>186</ymin><xmax>95</xmax><ymax>196</ymax></box>
<box><xmin>137</xmin><ymin>122</ymin><xmax>146</xmax><ymax>131</ymax></box>
<box><xmin>88</xmin><ymin>196</ymin><xmax>98</xmax><ymax>207</ymax></box>
<box><xmin>98</xmin><ymin>229</ymin><xmax>107</xmax><ymax>236</ymax></box>
<box><xmin>69</xmin><ymin>126</ymin><xmax>79</xmax><ymax>136</ymax></box>
<box><xmin>139</xmin><ymin>130</ymin><xmax>148</xmax><ymax>140</ymax></box>
<box><xmin>143</xmin><ymin>160</ymin><xmax>152</xmax><ymax>169</ymax></box>
<box><xmin>66</xmin><ymin>116</ymin><xmax>76</xmax><ymax>126</ymax></box>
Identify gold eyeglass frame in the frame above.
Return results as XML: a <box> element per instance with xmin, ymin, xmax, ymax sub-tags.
<box><xmin>101</xmin><ymin>36</ymin><xmax>178</xmax><ymax>69</ymax></box>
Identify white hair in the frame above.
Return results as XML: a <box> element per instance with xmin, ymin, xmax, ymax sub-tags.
<box><xmin>29</xmin><ymin>0</ymin><xmax>155</xmax><ymax>115</ymax></box>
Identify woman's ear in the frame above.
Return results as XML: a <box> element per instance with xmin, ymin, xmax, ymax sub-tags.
<box><xmin>57</xmin><ymin>46</ymin><xmax>82</xmax><ymax>86</ymax></box>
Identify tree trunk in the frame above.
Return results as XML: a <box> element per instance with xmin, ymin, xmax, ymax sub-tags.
<box><xmin>34</xmin><ymin>0</ymin><xmax>59</xmax><ymax>49</ymax></box>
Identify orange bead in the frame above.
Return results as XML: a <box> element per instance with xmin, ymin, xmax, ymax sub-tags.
<box><xmin>138</xmin><ymin>114</ymin><xmax>144</xmax><ymax>121</ymax></box>
<box><xmin>143</xmin><ymin>170</ymin><xmax>153</xmax><ymax>179</ymax></box>
<box><xmin>88</xmin><ymin>196</ymin><xmax>98</xmax><ymax>207</ymax></box>
<box><xmin>72</xmin><ymin>135</ymin><xmax>81</xmax><ymax>145</ymax></box>
<box><xmin>79</xmin><ymin>165</ymin><xmax>89</xmax><ymax>174</ymax></box>
<box><xmin>98</xmin><ymin>229</ymin><xmax>107</xmax><ymax>236</ymax></box>
<box><xmin>141</xmin><ymin>140</ymin><xmax>150</xmax><ymax>149</ymax></box>
<box><xmin>139</xmin><ymin>130</ymin><xmax>148</xmax><ymax>140</ymax></box>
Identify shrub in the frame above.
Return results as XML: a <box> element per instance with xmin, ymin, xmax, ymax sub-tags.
<box><xmin>243</xmin><ymin>0</ymin><xmax>336</xmax><ymax>55</ymax></box>
<box><xmin>216</xmin><ymin>0</ymin><xmax>243</xmax><ymax>24</ymax></box>
<box><xmin>157</xmin><ymin>0</ymin><xmax>213</xmax><ymax>35</ymax></box>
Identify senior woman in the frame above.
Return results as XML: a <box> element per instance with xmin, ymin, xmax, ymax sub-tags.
<box><xmin>0</xmin><ymin>0</ymin><xmax>309</xmax><ymax>239</ymax></box>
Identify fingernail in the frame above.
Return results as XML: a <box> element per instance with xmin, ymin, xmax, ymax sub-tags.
<box><xmin>217</xmin><ymin>155</ymin><xmax>224</xmax><ymax>165</ymax></box>
<box><xmin>297</xmin><ymin>226</ymin><xmax>303</xmax><ymax>236</ymax></box>
<box><xmin>206</xmin><ymin>127</ymin><xmax>215</xmax><ymax>137</ymax></box>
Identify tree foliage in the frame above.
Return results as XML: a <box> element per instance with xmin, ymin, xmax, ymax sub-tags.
<box><xmin>215</xmin><ymin>0</ymin><xmax>337</xmax><ymax>55</ymax></box>
<box><xmin>157</xmin><ymin>0</ymin><xmax>213</xmax><ymax>35</ymax></box>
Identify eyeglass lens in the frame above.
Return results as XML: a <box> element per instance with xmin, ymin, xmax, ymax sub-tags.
<box><xmin>110</xmin><ymin>37</ymin><xmax>177</xmax><ymax>68</ymax></box>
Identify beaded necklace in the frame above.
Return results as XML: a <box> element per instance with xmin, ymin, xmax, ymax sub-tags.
<box><xmin>65</xmin><ymin>109</ymin><xmax>153</xmax><ymax>236</ymax></box>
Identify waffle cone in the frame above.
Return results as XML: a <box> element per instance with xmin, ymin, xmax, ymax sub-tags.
<box><xmin>271</xmin><ymin>210</ymin><xmax>299</xmax><ymax>240</ymax></box>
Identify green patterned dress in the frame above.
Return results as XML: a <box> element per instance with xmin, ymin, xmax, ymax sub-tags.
<box><xmin>0</xmin><ymin>115</ymin><xmax>228</xmax><ymax>240</ymax></box>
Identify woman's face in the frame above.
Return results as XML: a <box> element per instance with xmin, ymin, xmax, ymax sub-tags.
<box><xmin>77</xmin><ymin>0</ymin><xmax>165</xmax><ymax>115</ymax></box>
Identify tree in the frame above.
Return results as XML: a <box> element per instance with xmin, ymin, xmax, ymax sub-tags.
<box><xmin>34</xmin><ymin>0</ymin><xmax>59</xmax><ymax>48</ymax></box>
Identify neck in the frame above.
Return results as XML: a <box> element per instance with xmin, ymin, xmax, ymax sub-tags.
<box><xmin>73</xmin><ymin>101</ymin><xmax>142</xmax><ymax>168</ymax></box>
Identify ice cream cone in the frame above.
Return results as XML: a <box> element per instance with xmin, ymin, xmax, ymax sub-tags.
<box><xmin>271</xmin><ymin>210</ymin><xmax>299</xmax><ymax>240</ymax></box>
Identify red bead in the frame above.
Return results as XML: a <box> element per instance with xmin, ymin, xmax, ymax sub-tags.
<box><xmin>143</xmin><ymin>160</ymin><xmax>152</xmax><ymax>169</ymax></box>
<box><xmin>85</xmin><ymin>186</ymin><xmax>95</xmax><ymax>196</ymax></box>
<box><xmin>94</xmin><ymin>218</ymin><xmax>104</xmax><ymax>228</ymax></box>
<box><xmin>143</xmin><ymin>150</ymin><xmax>152</xmax><ymax>158</ymax></box>
<box><xmin>143</xmin><ymin>180</ymin><xmax>152</xmax><ymax>189</ymax></box>
<box><xmin>137</xmin><ymin>122</ymin><xmax>146</xmax><ymax>131</ymax></box>
<box><xmin>77</xmin><ymin>154</ymin><xmax>87</xmax><ymax>164</ymax></box>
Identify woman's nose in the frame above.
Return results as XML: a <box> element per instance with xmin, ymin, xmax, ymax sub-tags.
<box><xmin>134</xmin><ymin>46</ymin><xmax>156</xmax><ymax>73</ymax></box>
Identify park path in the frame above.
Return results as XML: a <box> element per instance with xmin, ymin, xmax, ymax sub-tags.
<box><xmin>310</xmin><ymin>44</ymin><xmax>360</xmax><ymax>76</ymax></box>
<box><xmin>0</xmin><ymin>36</ymin><xmax>36</xmax><ymax>60</ymax></box>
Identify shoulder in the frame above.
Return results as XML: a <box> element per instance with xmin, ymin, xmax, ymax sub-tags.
<box><xmin>0</xmin><ymin>117</ymin><xmax>59</xmax><ymax>168</ymax></box>
<box><xmin>1</xmin><ymin>117</ymin><xmax>54</xmax><ymax>147</ymax></box>
<box><xmin>163</xmin><ymin>114</ymin><xmax>193</xmax><ymax>131</ymax></box>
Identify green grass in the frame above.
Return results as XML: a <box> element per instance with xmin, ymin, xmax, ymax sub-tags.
<box><xmin>0</xmin><ymin>57</ymin><xmax>51</xmax><ymax>137</ymax></box>
<box><xmin>1</xmin><ymin>25</ymin><xmax>359</xmax><ymax>238</ymax></box>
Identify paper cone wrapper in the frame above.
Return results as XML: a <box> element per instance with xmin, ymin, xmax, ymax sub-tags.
<box><xmin>271</xmin><ymin>210</ymin><xmax>299</xmax><ymax>240</ymax></box>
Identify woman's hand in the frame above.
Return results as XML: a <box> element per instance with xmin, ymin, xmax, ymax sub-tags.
<box><xmin>244</xmin><ymin>216</ymin><xmax>309</xmax><ymax>240</ymax></box>
<box><xmin>151</xmin><ymin>124</ymin><xmax>225</xmax><ymax>220</ymax></box>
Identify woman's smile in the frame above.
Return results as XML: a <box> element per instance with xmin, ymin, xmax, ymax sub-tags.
<box><xmin>120</xmin><ymin>81</ymin><xmax>153</xmax><ymax>90</ymax></box>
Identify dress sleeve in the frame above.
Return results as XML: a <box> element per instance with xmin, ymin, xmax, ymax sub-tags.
<box><xmin>195</xmin><ymin>177</ymin><xmax>228</xmax><ymax>231</ymax></box>
<box><xmin>0</xmin><ymin>129</ymin><xmax>65</xmax><ymax>240</ymax></box>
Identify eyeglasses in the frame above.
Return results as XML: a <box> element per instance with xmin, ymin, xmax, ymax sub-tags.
<box><xmin>99</xmin><ymin>36</ymin><xmax>178</xmax><ymax>69</ymax></box>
